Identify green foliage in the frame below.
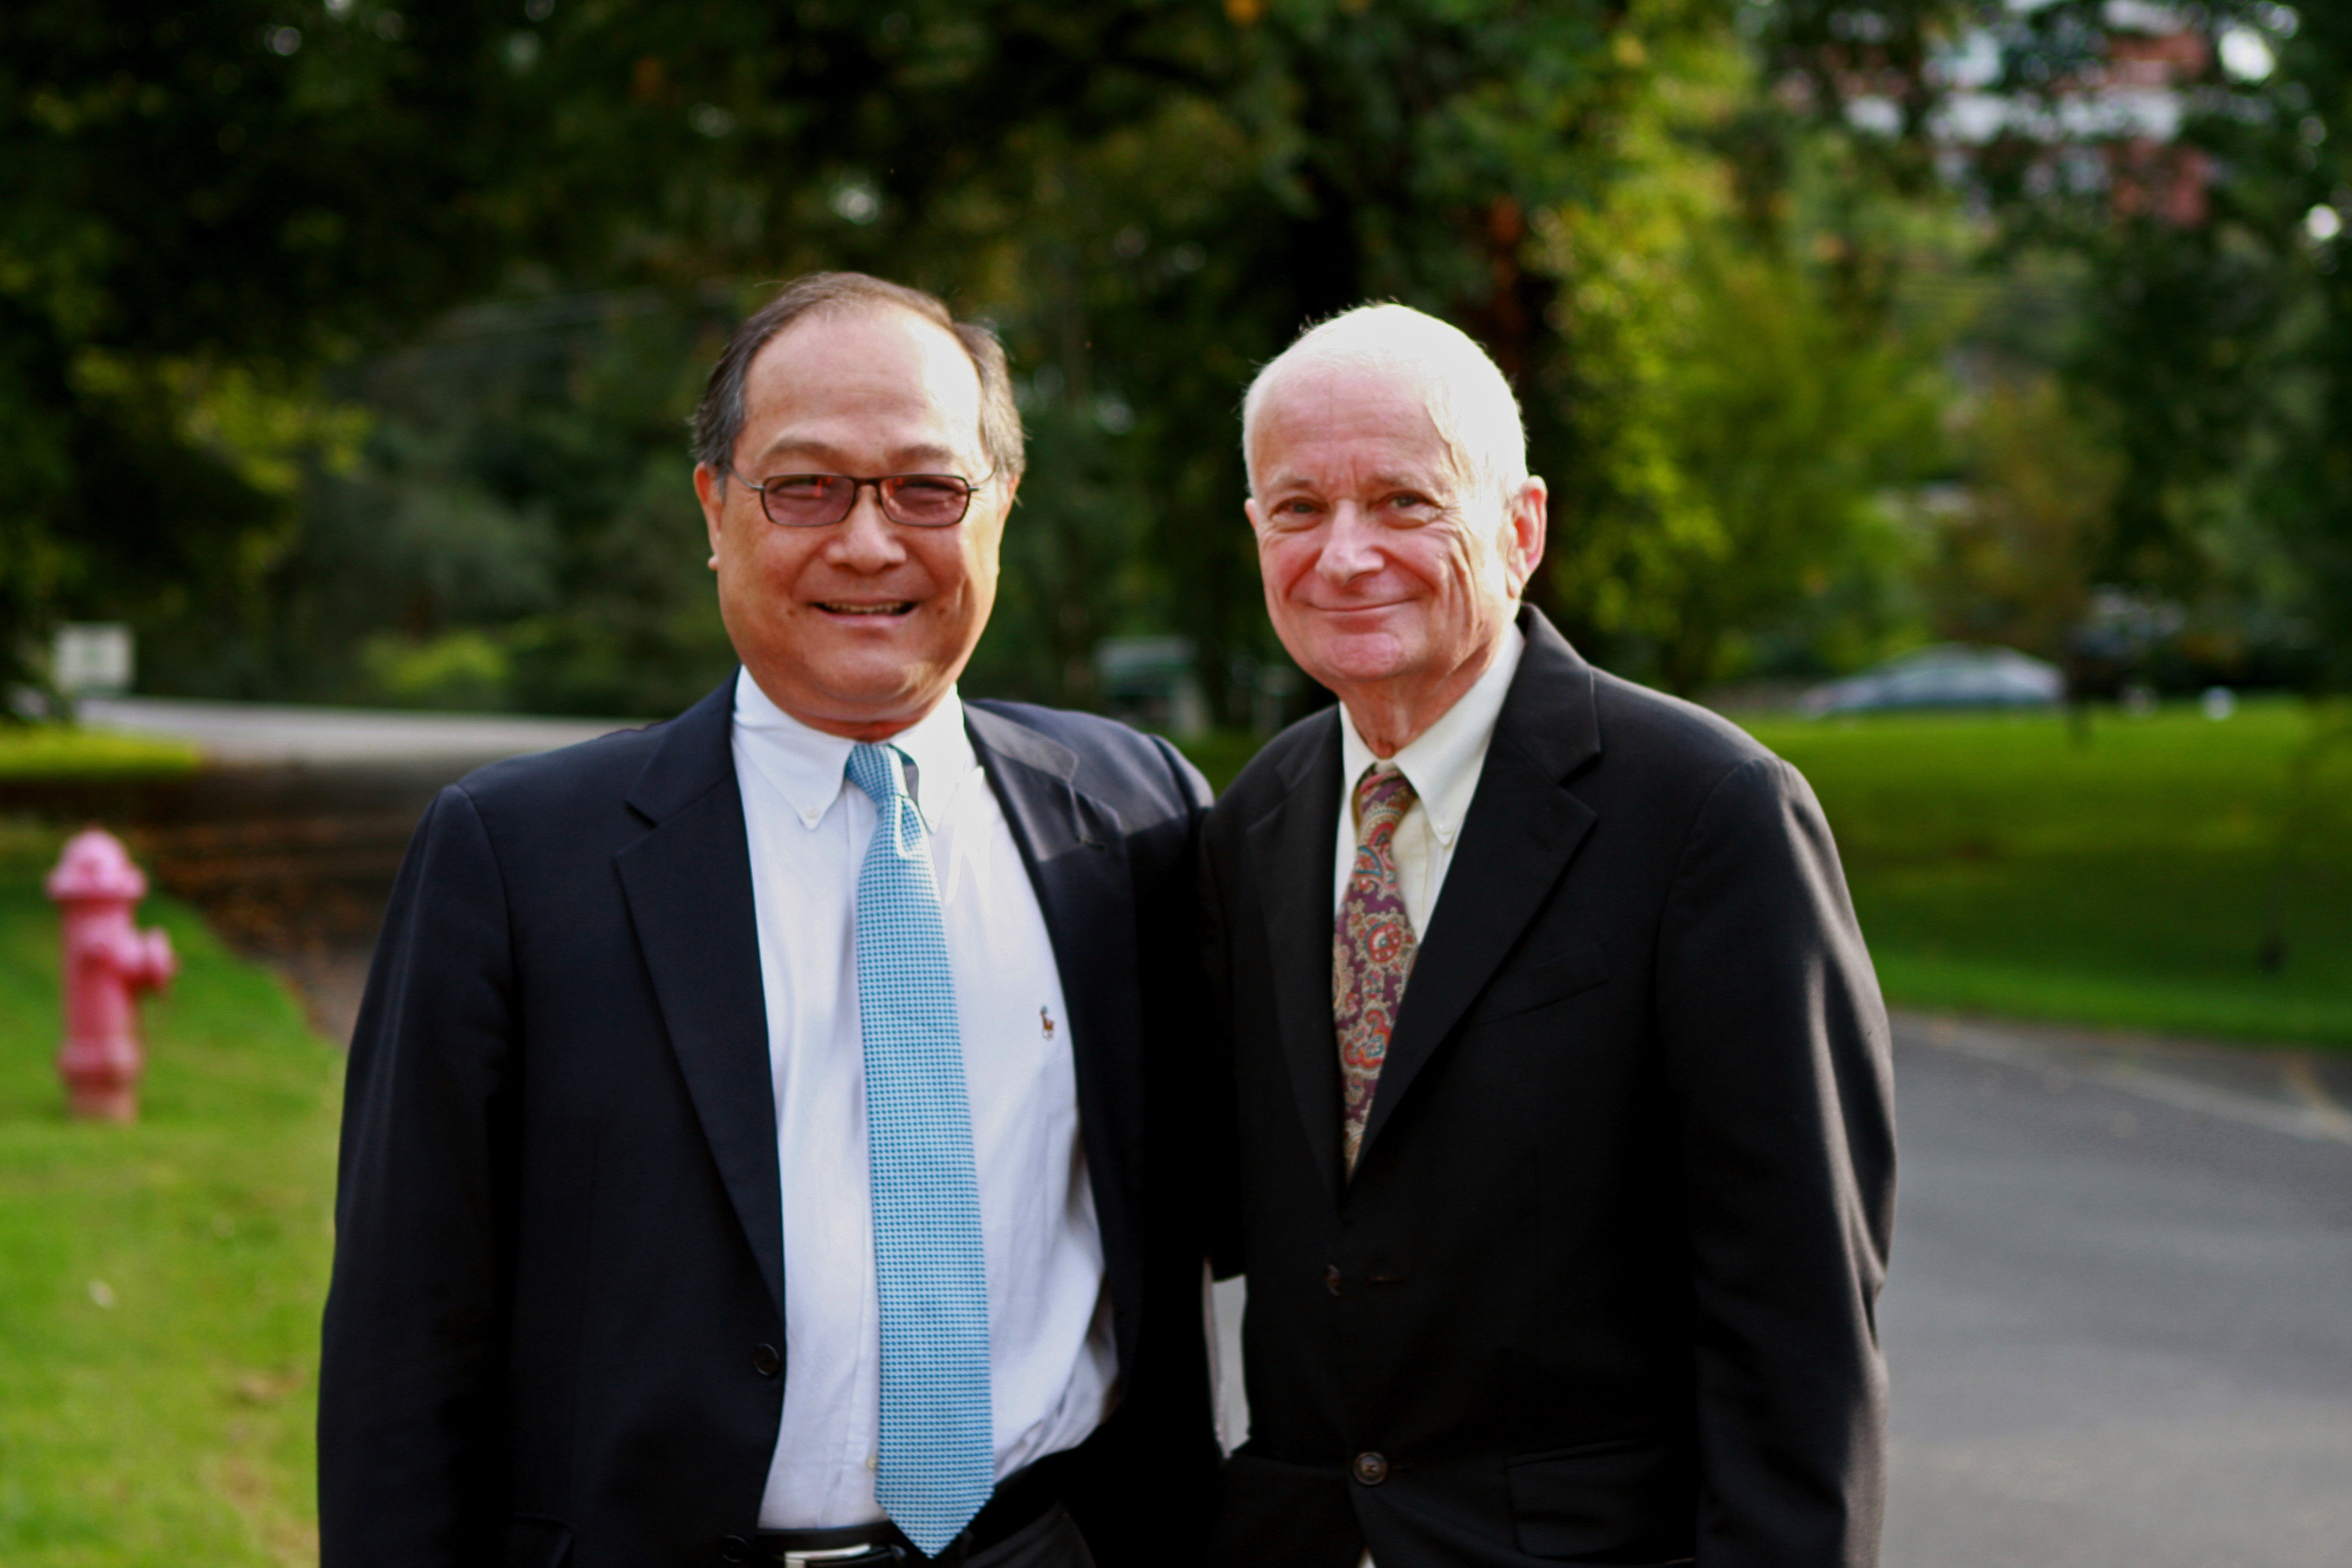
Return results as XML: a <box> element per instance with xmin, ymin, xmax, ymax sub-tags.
<box><xmin>1538</xmin><ymin>22</ymin><xmax>1949</xmax><ymax>692</ymax></box>
<box><xmin>967</xmin><ymin>407</ymin><xmax>1160</xmax><ymax>707</ymax></box>
<box><xmin>1959</xmin><ymin>1</ymin><xmax>2352</xmax><ymax>681</ymax></box>
<box><xmin>24</xmin><ymin>0</ymin><xmax>2337</xmax><ymax>719</ymax></box>
<box><xmin>1175</xmin><ymin>730</ymin><xmax>1266</xmax><ymax>798</ymax></box>
<box><xmin>1921</xmin><ymin>375</ymin><xmax>2120</xmax><ymax>661</ymax></box>
<box><xmin>10</xmin><ymin>0</ymin><xmax>1697</xmax><ymax>716</ymax></box>
<box><xmin>0</xmin><ymin>849</ymin><xmax>339</xmax><ymax>1564</ymax></box>
<box><xmin>940</xmin><ymin>0</ymin><xmax>1658</xmax><ymax>711</ymax></box>
<box><xmin>126</xmin><ymin>292</ymin><xmax>736</xmax><ymax>715</ymax></box>
<box><xmin>1747</xmin><ymin>700</ymin><xmax>2352</xmax><ymax>1045</ymax></box>
<box><xmin>0</xmin><ymin>728</ymin><xmax>201</xmax><ymax>781</ymax></box>
<box><xmin>0</xmin><ymin>0</ymin><xmax>531</xmax><ymax>694</ymax></box>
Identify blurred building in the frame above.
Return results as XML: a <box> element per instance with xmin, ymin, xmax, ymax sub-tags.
<box><xmin>1825</xmin><ymin>1</ymin><xmax>2232</xmax><ymax>229</ymax></box>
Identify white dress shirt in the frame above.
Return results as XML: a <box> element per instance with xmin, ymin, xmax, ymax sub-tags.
<box><xmin>731</xmin><ymin>670</ymin><xmax>1117</xmax><ymax>1529</ymax></box>
<box><xmin>1332</xmin><ymin>622</ymin><xmax>1527</xmax><ymax>933</ymax></box>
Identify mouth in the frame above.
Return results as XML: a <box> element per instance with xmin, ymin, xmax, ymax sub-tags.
<box><xmin>1310</xmin><ymin>599</ymin><xmax>1412</xmax><ymax>615</ymax></box>
<box><xmin>813</xmin><ymin>601</ymin><xmax>917</xmax><ymax>618</ymax></box>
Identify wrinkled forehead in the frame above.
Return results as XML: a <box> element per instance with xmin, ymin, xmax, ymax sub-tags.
<box><xmin>1244</xmin><ymin>354</ymin><xmax>1465</xmax><ymax>485</ymax></box>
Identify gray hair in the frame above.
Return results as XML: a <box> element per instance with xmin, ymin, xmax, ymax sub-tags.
<box><xmin>691</xmin><ymin>271</ymin><xmax>1025</xmax><ymax>483</ymax></box>
<box><xmin>1242</xmin><ymin>302</ymin><xmax>1527</xmax><ymax>508</ymax></box>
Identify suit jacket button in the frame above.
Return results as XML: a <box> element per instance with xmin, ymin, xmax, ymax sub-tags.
<box><xmin>752</xmin><ymin>1343</ymin><xmax>782</xmax><ymax>1377</ymax></box>
<box><xmin>1324</xmin><ymin>1264</ymin><xmax>1342</xmax><ymax>1296</ymax></box>
<box><xmin>717</xmin><ymin>1535</ymin><xmax>750</xmax><ymax>1563</ymax></box>
<box><xmin>1352</xmin><ymin>1451</ymin><xmax>1388</xmax><ymax>1486</ymax></box>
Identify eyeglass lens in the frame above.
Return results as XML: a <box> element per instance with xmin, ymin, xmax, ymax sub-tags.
<box><xmin>759</xmin><ymin>474</ymin><xmax>973</xmax><ymax>528</ymax></box>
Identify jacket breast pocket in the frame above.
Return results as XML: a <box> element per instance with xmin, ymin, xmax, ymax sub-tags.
<box><xmin>1506</xmin><ymin>1434</ymin><xmax>1691</xmax><ymax>1563</ymax></box>
<box><xmin>505</xmin><ymin>1516</ymin><xmax>572</xmax><ymax>1568</ymax></box>
<box><xmin>1469</xmin><ymin>941</ymin><xmax>1609</xmax><ymax>1028</ymax></box>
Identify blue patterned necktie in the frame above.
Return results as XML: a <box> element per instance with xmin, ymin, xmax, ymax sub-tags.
<box><xmin>846</xmin><ymin>742</ymin><xmax>994</xmax><ymax>1555</ymax></box>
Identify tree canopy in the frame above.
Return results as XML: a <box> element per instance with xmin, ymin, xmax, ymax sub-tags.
<box><xmin>5</xmin><ymin>0</ymin><xmax>2344</xmax><ymax>716</ymax></box>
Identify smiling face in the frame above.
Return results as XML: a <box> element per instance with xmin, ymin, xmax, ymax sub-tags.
<box><xmin>694</xmin><ymin>304</ymin><xmax>1014</xmax><ymax>740</ymax></box>
<box><xmin>1246</xmin><ymin>362</ymin><xmax>1546</xmax><ymax>750</ymax></box>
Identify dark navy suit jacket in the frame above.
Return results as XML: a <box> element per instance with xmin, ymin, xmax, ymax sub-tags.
<box><xmin>319</xmin><ymin>678</ymin><xmax>1219</xmax><ymax>1568</ymax></box>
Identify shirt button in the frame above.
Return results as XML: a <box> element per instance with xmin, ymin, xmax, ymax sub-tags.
<box><xmin>751</xmin><ymin>1343</ymin><xmax>781</xmax><ymax>1377</ymax></box>
<box><xmin>1352</xmin><ymin>1451</ymin><xmax>1389</xmax><ymax>1486</ymax></box>
<box><xmin>866</xmin><ymin>1453</ymin><xmax>880</xmax><ymax>1472</ymax></box>
<box><xmin>717</xmin><ymin>1535</ymin><xmax>750</xmax><ymax>1563</ymax></box>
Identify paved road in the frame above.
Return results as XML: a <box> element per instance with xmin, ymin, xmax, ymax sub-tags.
<box><xmin>77</xmin><ymin>694</ymin><xmax>639</xmax><ymax>768</ymax></box>
<box><xmin>1209</xmin><ymin>1013</ymin><xmax>2352</xmax><ymax>1567</ymax></box>
<box><xmin>1883</xmin><ymin>1014</ymin><xmax>2352</xmax><ymax>1567</ymax></box>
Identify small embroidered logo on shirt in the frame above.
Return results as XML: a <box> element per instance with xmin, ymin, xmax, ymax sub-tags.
<box><xmin>1040</xmin><ymin>1005</ymin><xmax>1056</xmax><ymax>1040</ymax></box>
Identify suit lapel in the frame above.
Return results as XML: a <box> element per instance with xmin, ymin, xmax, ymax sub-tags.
<box><xmin>613</xmin><ymin>678</ymin><xmax>786</xmax><ymax>1320</ymax></box>
<box><xmin>1357</xmin><ymin>610</ymin><xmax>1604</xmax><ymax>1168</ymax></box>
<box><xmin>1247</xmin><ymin>710</ymin><xmax>1347</xmax><ymax>1201</ymax></box>
<box><xmin>963</xmin><ymin>704</ymin><xmax>1147</xmax><ymax>1369</ymax></box>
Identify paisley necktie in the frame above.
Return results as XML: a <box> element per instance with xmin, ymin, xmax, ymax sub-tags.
<box><xmin>1333</xmin><ymin>765</ymin><xmax>1419</xmax><ymax>1177</ymax></box>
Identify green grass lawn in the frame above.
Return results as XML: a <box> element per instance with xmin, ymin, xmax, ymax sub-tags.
<box><xmin>0</xmin><ymin>728</ymin><xmax>200</xmax><ymax>782</ymax></box>
<box><xmin>0</xmin><ymin>822</ymin><xmax>339</xmax><ymax>1567</ymax></box>
<box><xmin>1742</xmin><ymin>700</ymin><xmax>2352</xmax><ymax>1047</ymax></box>
<box><xmin>1185</xmin><ymin>697</ymin><xmax>2352</xmax><ymax>1047</ymax></box>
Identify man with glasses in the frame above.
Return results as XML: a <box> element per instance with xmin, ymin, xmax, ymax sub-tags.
<box><xmin>319</xmin><ymin>273</ymin><xmax>1218</xmax><ymax>1568</ymax></box>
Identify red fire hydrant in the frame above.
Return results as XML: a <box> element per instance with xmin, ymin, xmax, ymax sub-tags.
<box><xmin>46</xmin><ymin>828</ymin><xmax>177</xmax><ymax>1122</ymax></box>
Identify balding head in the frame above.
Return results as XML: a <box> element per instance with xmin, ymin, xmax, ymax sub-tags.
<box><xmin>1243</xmin><ymin>303</ymin><xmax>1529</xmax><ymax>509</ymax></box>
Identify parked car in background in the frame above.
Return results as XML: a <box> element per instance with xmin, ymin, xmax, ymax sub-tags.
<box><xmin>1799</xmin><ymin>644</ymin><xmax>2064</xmax><ymax>717</ymax></box>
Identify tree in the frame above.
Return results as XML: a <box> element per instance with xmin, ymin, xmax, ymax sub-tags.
<box><xmin>13</xmin><ymin>0</ymin><xmax>1986</xmax><ymax>721</ymax></box>
<box><xmin>4</xmin><ymin>0</ymin><xmax>1665</xmax><ymax>716</ymax></box>
<box><xmin>1923</xmin><ymin>376</ymin><xmax>2117</xmax><ymax>661</ymax></box>
<box><xmin>1537</xmin><ymin>18</ymin><xmax>1949</xmax><ymax>693</ymax></box>
<box><xmin>0</xmin><ymin>0</ymin><xmax>541</xmax><ymax>702</ymax></box>
<box><xmin>1952</xmin><ymin>1</ymin><xmax>2351</xmax><ymax>681</ymax></box>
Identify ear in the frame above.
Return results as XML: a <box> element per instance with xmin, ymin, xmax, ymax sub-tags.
<box><xmin>1244</xmin><ymin>495</ymin><xmax>1265</xmax><ymax>540</ymax></box>
<box><xmin>1501</xmin><ymin>476</ymin><xmax>1547</xmax><ymax>598</ymax></box>
<box><xmin>694</xmin><ymin>463</ymin><xmax>727</xmax><ymax>569</ymax></box>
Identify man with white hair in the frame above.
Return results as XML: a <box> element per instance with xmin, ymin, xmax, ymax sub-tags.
<box><xmin>1198</xmin><ymin>304</ymin><xmax>1896</xmax><ymax>1566</ymax></box>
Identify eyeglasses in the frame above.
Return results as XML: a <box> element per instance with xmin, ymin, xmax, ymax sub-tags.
<box><xmin>724</xmin><ymin>468</ymin><xmax>991</xmax><ymax>529</ymax></box>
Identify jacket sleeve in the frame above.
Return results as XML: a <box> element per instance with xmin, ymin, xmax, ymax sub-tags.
<box><xmin>1655</xmin><ymin>756</ymin><xmax>1896</xmax><ymax>1568</ymax></box>
<box><xmin>1065</xmin><ymin>731</ymin><xmax>1226</xmax><ymax>1568</ymax></box>
<box><xmin>1194</xmin><ymin>815</ymin><xmax>1246</xmax><ymax>1284</ymax></box>
<box><xmin>318</xmin><ymin>784</ymin><xmax>520</xmax><ymax>1568</ymax></box>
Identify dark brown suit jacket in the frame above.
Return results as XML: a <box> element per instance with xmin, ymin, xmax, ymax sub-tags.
<box><xmin>1200</xmin><ymin>607</ymin><xmax>1895</xmax><ymax>1567</ymax></box>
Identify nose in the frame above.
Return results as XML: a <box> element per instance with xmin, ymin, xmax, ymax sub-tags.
<box><xmin>824</xmin><ymin>485</ymin><xmax>909</xmax><ymax>571</ymax></box>
<box><xmin>1314</xmin><ymin>502</ymin><xmax>1384</xmax><ymax>586</ymax></box>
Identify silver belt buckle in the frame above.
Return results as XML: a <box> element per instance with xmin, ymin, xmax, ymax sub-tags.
<box><xmin>783</xmin><ymin>1545</ymin><xmax>892</xmax><ymax>1567</ymax></box>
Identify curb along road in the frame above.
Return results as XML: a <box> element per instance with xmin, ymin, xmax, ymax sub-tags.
<box><xmin>1900</xmin><ymin>1008</ymin><xmax>2352</xmax><ymax>1148</ymax></box>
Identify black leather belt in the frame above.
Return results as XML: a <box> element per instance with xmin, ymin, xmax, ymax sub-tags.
<box><xmin>751</xmin><ymin>1451</ymin><xmax>1072</xmax><ymax>1566</ymax></box>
